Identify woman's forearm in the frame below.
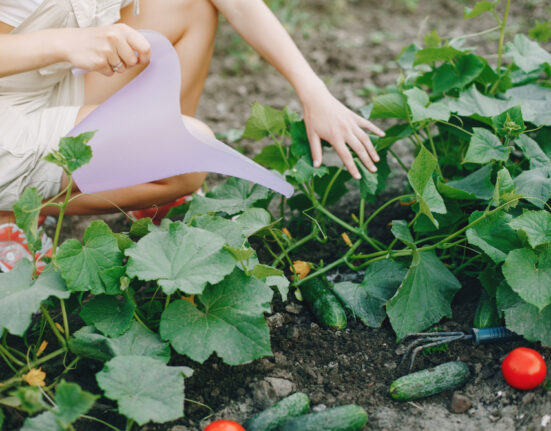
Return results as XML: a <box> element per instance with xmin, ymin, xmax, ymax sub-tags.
<box><xmin>0</xmin><ymin>29</ymin><xmax>67</xmax><ymax>77</ymax></box>
<box><xmin>211</xmin><ymin>0</ymin><xmax>327</xmax><ymax>102</ymax></box>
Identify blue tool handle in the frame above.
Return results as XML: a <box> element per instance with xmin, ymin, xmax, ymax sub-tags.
<box><xmin>471</xmin><ymin>327</ymin><xmax>521</xmax><ymax>345</ymax></box>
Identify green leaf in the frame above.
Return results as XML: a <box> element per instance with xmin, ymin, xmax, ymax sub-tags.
<box><xmin>192</xmin><ymin>215</ymin><xmax>245</xmax><ymax>248</ymax></box>
<box><xmin>529</xmin><ymin>21</ymin><xmax>551</xmax><ymax>43</ymax></box>
<box><xmin>289</xmin><ymin>120</ymin><xmax>311</xmax><ymax>159</ymax></box>
<box><xmin>438</xmin><ymin>164</ymin><xmax>494</xmax><ymax>200</ymax></box>
<box><xmin>80</xmin><ymin>295</ymin><xmax>135</xmax><ymax>337</ymax></box>
<box><xmin>13</xmin><ymin>188</ymin><xmax>43</xmax><ymax>254</ymax></box>
<box><xmin>492</xmin><ymin>106</ymin><xmax>525</xmax><ymax>138</ymax></box>
<box><xmin>404</xmin><ymin>88</ymin><xmax>450</xmax><ymax>123</ymax></box>
<box><xmin>0</xmin><ymin>262</ymin><xmax>69</xmax><ymax>336</ymax></box>
<box><xmin>57</xmin><ymin>221</ymin><xmax>123</xmax><ymax>294</ymax></box>
<box><xmin>126</xmin><ymin>223</ymin><xmax>235</xmax><ymax>295</ymax></box>
<box><xmin>386</xmin><ymin>251</ymin><xmax>462</xmax><ymax>340</ymax></box>
<box><xmin>515</xmin><ymin>135</ymin><xmax>551</xmax><ymax>169</ymax></box>
<box><xmin>424</xmin><ymin>29</ymin><xmax>442</xmax><ymax>49</ymax></box>
<box><xmin>432</xmin><ymin>54</ymin><xmax>484</xmax><ymax>93</ymax></box>
<box><xmin>464</xmin><ymin>0</ymin><xmax>499</xmax><ymax>19</ymax></box>
<box><xmin>253</xmin><ymin>144</ymin><xmax>288</xmax><ymax>174</ymax></box>
<box><xmin>234</xmin><ymin>208</ymin><xmax>273</xmax><ymax>237</ymax></box>
<box><xmin>502</xmin><ymin>247</ymin><xmax>551</xmax><ymax>310</ymax></box>
<box><xmin>370</xmin><ymin>93</ymin><xmax>409</xmax><ymax>120</ymax></box>
<box><xmin>332</xmin><ymin>260</ymin><xmax>407</xmax><ymax>327</ymax></box>
<box><xmin>225</xmin><ymin>245</ymin><xmax>255</xmax><ymax>262</ymax></box>
<box><xmin>407</xmin><ymin>146</ymin><xmax>447</xmax><ymax>227</ymax></box>
<box><xmin>509</xmin><ymin>211</ymin><xmax>551</xmax><ymax>248</ymax></box>
<box><xmin>243</xmin><ymin>102</ymin><xmax>286</xmax><ymax>141</ymax></box>
<box><xmin>184</xmin><ymin>178</ymin><xmax>272</xmax><ymax>221</ymax></box>
<box><xmin>160</xmin><ymin>268</ymin><xmax>273</xmax><ymax>365</ymax></box>
<box><xmin>114</xmin><ymin>233</ymin><xmax>134</xmax><ymax>252</ymax></box>
<box><xmin>448</xmin><ymin>85</ymin><xmax>512</xmax><ymax>120</ymax></box>
<box><xmin>286</xmin><ymin>156</ymin><xmax>329</xmax><ymax>184</ymax></box>
<box><xmin>54</xmin><ymin>380</ymin><xmax>98</xmax><ymax>428</ymax></box>
<box><xmin>497</xmin><ymin>283</ymin><xmax>551</xmax><ymax>346</ymax></box>
<box><xmin>265</xmin><ymin>275</ymin><xmax>290</xmax><ymax>301</ymax></box>
<box><xmin>250</xmin><ymin>264</ymin><xmax>283</xmax><ymax>279</ymax></box>
<box><xmin>513</xmin><ymin>167</ymin><xmax>551</xmax><ymax>209</ymax></box>
<box><xmin>463</xmin><ymin>128</ymin><xmax>509</xmax><ymax>164</ymax></box>
<box><xmin>96</xmin><ymin>356</ymin><xmax>188</xmax><ymax>426</ymax></box>
<box><xmin>391</xmin><ymin>220</ymin><xmax>415</xmax><ymax>247</ymax></box>
<box><xmin>21</xmin><ymin>412</ymin><xmax>62</xmax><ymax>431</ymax></box>
<box><xmin>43</xmin><ymin>131</ymin><xmax>95</xmax><ymax>174</ymax></box>
<box><xmin>397</xmin><ymin>43</ymin><xmax>420</xmax><ymax>70</ymax></box>
<box><xmin>12</xmin><ymin>387</ymin><xmax>45</xmax><ymax>415</ymax></box>
<box><xmin>130</xmin><ymin>218</ymin><xmax>153</xmax><ymax>239</ymax></box>
<box><xmin>355</xmin><ymin>158</ymin><xmax>378</xmax><ymax>198</ymax></box>
<box><xmin>493</xmin><ymin>167</ymin><xmax>520</xmax><ymax>208</ymax></box>
<box><xmin>505</xmin><ymin>34</ymin><xmax>551</xmax><ymax>73</ymax></box>
<box><xmin>502</xmin><ymin>84</ymin><xmax>551</xmax><ymax>127</ymax></box>
<box><xmin>69</xmin><ymin>322</ymin><xmax>171</xmax><ymax>363</ymax></box>
<box><xmin>413</xmin><ymin>46</ymin><xmax>464</xmax><ymax>66</ymax></box>
<box><xmin>466</xmin><ymin>211</ymin><xmax>521</xmax><ymax>264</ymax></box>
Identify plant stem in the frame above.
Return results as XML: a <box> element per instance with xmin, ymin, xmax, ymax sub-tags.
<box><xmin>81</xmin><ymin>415</ymin><xmax>123</xmax><ymax>431</ymax></box>
<box><xmin>40</xmin><ymin>305</ymin><xmax>67</xmax><ymax>350</ymax></box>
<box><xmin>321</xmin><ymin>166</ymin><xmax>344</xmax><ymax>206</ymax></box>
<box><xmin>269</xmin><ymin>228</ymin><xmax>295</xmax><ymax>274</ymax></box>
<box><xmin>359</xmin><ymin>198</ymin><xmax>365</xmax><ymax>226</ymax></box>
<box><xmin>363</xmin><ymin>194</ymin><xmax>416</xmax><ymax>227</ymax></box>
<box><xmin>51</xmin><ymin>176</ymin><xmax>73</xmax><ymax>259</ymax></box>
<box><xmin>59</xmin><ymin>299</ymin><xmax>70</xmax><ymax>344</ymax></box>
<box><xmin>272</xmin><ymin>227</ymin><xmax>318</xmax><ymax>266</ymax></box>
<box><xmin>0</xmin><ymin>348</ymin><xmax>19</xmax><ymax>373</ymax></box>
<box><xmin>496</xmin><ymin>0</ymin><xmax>511</xmax><ymax>72</ymax></box>
<box><xmin>126</xmin><ymin>419</ymin><xmax>134</xmax><ymax>431</ymax></box>
<box><xmin>0</xmin><ymin>345</ymin><xmax>24</xmax><ymax>367</ymax></box>
<box><xmin>14</xmin><ymin>348</ymin><xmax>66</xmax><ymax>377</ymax></box>
<box><xmin>389</xmin><ymin>149</ymin><xmax>409</xmax><ymax>173</ymax></box>
<box><xmin>425</xmin><ymin>127</ymin><xmax>442</xmax><ymax>177</ymax></box>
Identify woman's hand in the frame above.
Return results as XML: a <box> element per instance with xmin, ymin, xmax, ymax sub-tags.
<box><xmin>60</xmin><ymin>24</ymin><xmax>151</xmax><ymax>76</ymax></box>
<box><xmin>301</xmin><ymin>82</ymin><xmax>385</xmax><ymax>179</ymax></box>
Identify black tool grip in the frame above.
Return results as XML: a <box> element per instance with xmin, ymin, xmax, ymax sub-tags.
<box><xmin>471</xmin><ymin>327</ymin><xmax>521</xmax><ymax>345</ymax></box>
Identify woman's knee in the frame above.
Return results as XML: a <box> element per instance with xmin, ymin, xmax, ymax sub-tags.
<box><xmin>182</xmin><ymin>115</ymin><xmax>215</xmax><ymax>138</ymax></box>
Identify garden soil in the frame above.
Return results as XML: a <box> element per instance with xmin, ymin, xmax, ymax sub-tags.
<box><xmin>57</xmin><ymin>1</ymin><xmax>550</xmax><ymax>430</ymax></box>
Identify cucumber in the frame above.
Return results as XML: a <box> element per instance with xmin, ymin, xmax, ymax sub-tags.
<box><xmin>300</xmin><ymin>278</ymin><xmax>347</xmax><ymax>330</ymax></box>
<box><xmin>243</xmin><ymin>392</ymin><xmax>310</xmax><ymax>431</ymax></box>
<box><xmin>390</xmin><ymin>361</ymin><xmax>471</xmax><ymax>401</ymax></box>
<box><xmin>473</xmin><ymin>290</ymin><xmax>501</xmax><ymax>329</ymax></box>
<box><xmin>277</xmin><ymin>404</ymin><xmax>367</xmax><ymax>431</ymax></box>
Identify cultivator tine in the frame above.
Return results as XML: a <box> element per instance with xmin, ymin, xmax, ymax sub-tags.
<box><xmin>398</xmin><ymin>332</ymin><xmax>467</xmax><ymax>372</ymax></box>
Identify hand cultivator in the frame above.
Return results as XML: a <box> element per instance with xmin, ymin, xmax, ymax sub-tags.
<box><xmin>398</xmin><ymin>327</ymin><xmax>521</xmax><ymax>372</ymax></box>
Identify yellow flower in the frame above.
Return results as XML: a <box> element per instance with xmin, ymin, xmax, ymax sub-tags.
<box><xmin>23</xmin><ymin>368</ymin><xmax>46</xmax><ymax>387</ymax></box>
<box><xmin>341</xmin><ymin>232</ymin><xmax>353</xmax><ymax>248</ymax></box>
<box><xmin>36</xmin><ymin>341</ymin><xmax>48</xmax><ymax>357</ymax></box>
<box><xmin>281</xmin><ymin>228</ymin><xmax>292</xmax><ymax>239</ymax></box>
<box><xmin>291</xmin><ymin>261</ymin><xmax>311</xmax><ymax>280</ymax></box>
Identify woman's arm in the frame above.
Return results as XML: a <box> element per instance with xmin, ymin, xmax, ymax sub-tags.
<box><xmin>0</xmin><ymin>24</ymin><xmax>150</xmax><ymax>78</ymax></box>
<box><xmin>211</xmin><ymin>0</ymin><xmax>384</xmax><ymax>177</ymax></box>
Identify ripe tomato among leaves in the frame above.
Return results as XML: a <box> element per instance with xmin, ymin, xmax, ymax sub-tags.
<box><xmin>203</xmin><ymin>419</ymin><xmax>246</xmax><ymax>431</ymax></box>
<box><xmin>501</xmin><ymin>347</ymin><xmax>547</xmax><ymax>390</ymax></box>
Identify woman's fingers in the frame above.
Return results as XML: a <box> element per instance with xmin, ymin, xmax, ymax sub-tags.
<box><xmin>347</xmin><ymin>133</ymin><xmax>377</xmax><ymax>173</ymax></box>
<box><xmin>355</xmin><ymin>113</ymin><xmax>385</xmax><ymax>137</ymax></box>
<box><xmin>125</xmin><ymin>27</ymin><xmax>152</xmax><ymax>64</ymax></box>
<box><xmin>354</xmin><ymin>125</ymin><xmax>380</xmax><ymax>163</ymax></box>
<box><xmin>308</xmin><ymin>131</ymin><xmax>323</xmax><ymax>168</ymax></box>
<box><xmin>113</xmin><ymin>36</ymin><xmax>138</xmax><ymax>70</ymax></box>
<box><xmin>333</xmin><ymin>140</ymin><xmax>361</xmax><ymax>180</ymax></box>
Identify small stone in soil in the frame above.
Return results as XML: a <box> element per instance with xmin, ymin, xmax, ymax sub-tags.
<box><xmin>285</xmin><ymin>303</ymin><xmax>303</xmax><ymax>315</ymax></box>
<box><xmin>313</xmin><ymin>404</ymin><xmax>327</xmax><ymax>412</ymax></box>
<box><xmin>521</xmin><ymin>392</ymin><xmax>535</xmax><ymax>406</ymax></box>
<box><xmin>450</xmin><ymin>392</ymin><xmax>472</xmax><ymax>414</ymax></box>
<box><xmin>170</xmin><ymin>426</ymin><xmax>190</xmax><ymax>431</ymax></box>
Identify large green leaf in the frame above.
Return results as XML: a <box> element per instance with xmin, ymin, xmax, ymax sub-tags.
<box><xmin>160</xmin><ymin>268</ymin><xmax>273</xmax><ymax>365</ymax></box>
<box><xmin>332</xmin><ymin>260</ymin><xmax>407</xmax><ymax>328</ymax></box>
<box><xmin>448</xmin><ymin>85</ymin><xmax>512</xmax><ymax>119</ymax></box>
<box><xmin>69</xmin><ymin>322</ymin><xmax>170</xmax><ymax>363</ymax></box>
<box><xmin>391</xmin><ymin>220</ymin><xmax>415</xmax><ymax>248</ymax></box>
<box><xmin>21</xmin><ymin>412</ymin><xmax>62</xmax><ymax>431</ymax></box>
<box><xmin>13</xmin><ymin>188</ymin><xmax>43</xmax><ymax>254</ymax></box>
<box><xmin>96</xmin><ymin>356</ymin><xmax>190</xmax><ymax>426</ymax></box>
<box><xmin>0</xmin><ymin>262</ymin><xmax>69</xmax><ymax>336</ymax></box>
<box><xmin>503</xmin><ymin>85</ymin><xmax>551</xmax><ymax>127</ymax></box>
<box><xmin>493</xmin><ymin>167</ymin><xmax>520</xmax><ymax>208</ymax></box>
<box><xmin>407</xmin><ymin>146</ymin><xmax>447</xmax><ymax>227</ymax></box>
<box><xmin>126</xmin><ymin>223</ymin><xmax>235</xmax><ymax>295</ymax></box>
<box><xmin>243</xmin><ymin>102</ymin><xmax>286</xmax><ymax>141</ymax></box>
<box><xmin>515</xmin><ymin>135</ymin><xmax>551</xmax><ymax>169</ymax></box>
<box><xmin>404</xmin><ymin>88</ymin><xmax>450</xmax><ymax>123</ymax></box>
<box><xmin>513</xmin><ymin>167</ymin><xmax>551</xmax><ymax>209</ymax></box>
<box><xmin>432</xmin><ymin>54</ymin><xmax>484</xmax><ymax>93</ymax></box>
<box><xmin>466</xmin><ymin>211</ymin><xmax>521</xmax><ymax>264</ymax></box>
<box><xmin>191</xmin><ymin>215</ymin><xmax>246</xmax><ymax>248</ymax></box>
<box><xmin>386</xmin><ymin>251</ymin><xmax>462</xmax><ymax>340</ymax></box>
<box><xmin>184</xmin><ymin>178</ymin><xmax>272</xmax><ymax>221</ymax></box>
<box><xmin>57</xmin><ymin>221</ymin><xmax>123</xmax><ymax>294</ymax></box>
<box><xmin>286</xmin><ymin>156</ymin><xmax>329</xmax><ymax>184</ymax></box>
<box><xmin>253</xmin><ymin>144</ymin><xmax>288</xmax><ymax>174</ymax></box>
<box><xmin>463</xmin><ymin>128</ymin><xmax>509</xmax><ymax>164</ymax></box>
<box><xmin>234</xmin><ymin>208</ymin><xmax>273</xmax><ymax>237</ymax></box>
<box><xmin>54</xmin><ymin>380</ymin><xmax>97</xmax><ymax>428</ymax></box>
<box><xmin>509</xmin><ymin>210</ymin><xmax>551</xmax><ymax>248</ymax></box>
<box><xmin>438</xmin><ymin>164</ymin><xmax>494</xmax><ymax>200</ymax></box>
<box><xmin>79</xmin><ymin>295</ymin><xmax>135</xmax><ymax>337</ymax></box>
<box><xmin>370</xmin><ymin>93</ymin><xmax>409</xmax><ymax>120</ymax></box>
<box><xmin>502</xmin><ymin>247</ymin><xmax>551</xmax><ymax>311</ymax></box>
<box><xmin>497</xmin><ymin>283</ymin><xmax>551</xmax><ymax>346</ymax></box>
<box><xmin>505</xmin><ymin>34</ymin><xmax>551</xmax><ymax>73</ymax></box>
<box><xmin>413</xmin><ymin>46</ymin><xmax>464</xmax><ymax>66</ymax></box>
<box><xmin>43</xmin><ymin>132</ymin><xmax>94</xmax><ymax>174</ymax></box>
<box><xmin>464</xmin><ymin>1</ymin><xmax>499</xmax><ymax>19</ymax></box>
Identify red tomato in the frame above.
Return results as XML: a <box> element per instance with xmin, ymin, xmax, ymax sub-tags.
<box><xmin>501</xmin><ymin>347</ymin><xmax>547</xmax><ymax>390</ymax></box>
<box><xmin>203</xmin><ymin>419</ymin><xmax>246</xmax><ymax>431</ymax></box>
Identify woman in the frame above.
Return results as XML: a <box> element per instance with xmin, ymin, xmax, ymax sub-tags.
<box><xmin>0</xmin><ymin>0</ymin><xmax>384</xmax><ymax>272</ymax></box>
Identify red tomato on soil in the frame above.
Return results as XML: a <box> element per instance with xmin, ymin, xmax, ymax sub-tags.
<box><xmin>203</xmin><ymin>419</ymin><xmax>246</xmax><ymax>431</ymax></box>
<box><xmin>501</xmin><ymin>347</ymin><xmax>547</xmax><ymax>390</ymax></box>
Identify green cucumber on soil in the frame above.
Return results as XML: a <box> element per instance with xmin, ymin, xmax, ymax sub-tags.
<box><xmin>390</xmin><ymin>361</ymin><xmax>471</xmax><ymax>401</ymax></box>
<box><xmin>300</xmin><ymin>278</ymin><xmax>347</xmax><ymax>330</ymax></box>
<box><xmin>243</xmin><ymin>392</ymin><xmax>310</xmax><ymax>431</ymax></box>
<box><xmin>277</xmin><ymin>404</ymin><xmax>368</xmax><ymax>431</ymax></box>
<box><xmin>473</xmin><ymin>290</ymin><xmax>501</xmax><ymax>329</ymax></box>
